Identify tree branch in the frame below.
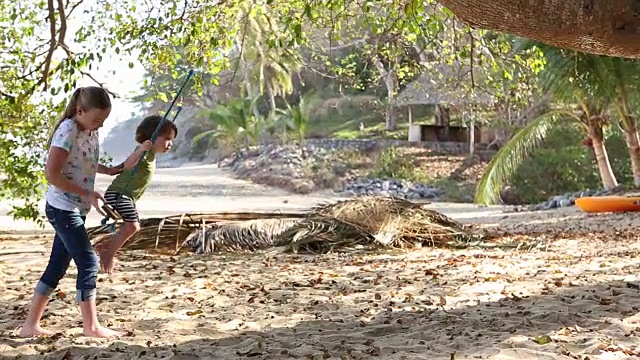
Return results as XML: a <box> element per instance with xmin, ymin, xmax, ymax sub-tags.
<box><xmin>78</xmin><ymin>69</ymin><xmax>118</xmax><ymax>98</ymax></box>
<box><xmin>0</xmin><ymin>90</ymin><xmax>15</xmax><ymax>101</ymax></box>
<box><xmin>54</xmin><ymin>0</ymin><xmax>118</xmax><ymax>98</ymax></box>
<box><xmin>56</xmin><ymin>0</ymin><xmax>74</xmax><ymax>58</ymax></box>
<box><xmin>66</xmin><ymin>0</ymin><xmax>84</xmax><ymax>17</ymax></box>
<box><xmin>41</xmin><ymin>0</ymin><xmax>57</xmax><ymax>91</ymax></box>
<box><xmin>437</xmin><ymin>0</ymin><xmax>640</xmax><ymax>59</ymax></box>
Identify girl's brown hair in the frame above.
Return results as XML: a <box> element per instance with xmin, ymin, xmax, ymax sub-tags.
<box><xmin>47</xmin><ymin>86</ymin><xmax>112</xmax><ymax>148</ymax></box>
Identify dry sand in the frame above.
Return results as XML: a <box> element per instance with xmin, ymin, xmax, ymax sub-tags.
<box><xmin>1</xmin><ymin>165</ymin><xmax>640</xmax><ymax>359</ymax></box>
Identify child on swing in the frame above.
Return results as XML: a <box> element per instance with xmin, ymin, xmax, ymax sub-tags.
<box><xmin>97</xmin><ymin>115</ymin><xmax>178</xmax><ymax>274</ymax></box>
<box><xmin>19</xmin><ymin>86</ymin><xmax>124</xmax><ymax>338</ymax></box>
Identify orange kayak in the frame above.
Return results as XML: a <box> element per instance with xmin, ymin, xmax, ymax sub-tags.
<box><xmin>575</xmin><ymin>196</ymin><xmax>640</xmax><ymax>213</ymax></box>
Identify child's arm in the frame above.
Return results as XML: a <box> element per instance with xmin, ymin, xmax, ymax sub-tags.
<box><xmin>122</xmin><ymin>140</ymin><xmax>153</xmax><ymax>170</ymax></box>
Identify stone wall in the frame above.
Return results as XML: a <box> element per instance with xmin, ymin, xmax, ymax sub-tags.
<box><xmin>303</xmin><ymin>138</ymin><xmax>470</xmax><ymax>154</ymax></box>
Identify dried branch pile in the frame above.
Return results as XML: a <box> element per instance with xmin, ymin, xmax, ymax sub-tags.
<box><xmin>88</xmin><ymin>196</ymin><xmax>483</xmax><ymax>254</ymax></box>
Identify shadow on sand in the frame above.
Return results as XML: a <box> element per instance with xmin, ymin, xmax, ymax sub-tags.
<box><xmin>1</xmin><ymin>276</ymin><xmax>639</xmax><ymax>360</ymax></box>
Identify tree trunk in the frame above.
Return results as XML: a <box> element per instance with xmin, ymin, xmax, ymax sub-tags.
<box><xmin>266</xmin><ymin>82</ymin><xmax>277</xmax><ymax>117</ymax></box>
<box><xmin>384</xmin><ymin>75</ymin><xmax>398</xmax><ymax>131</ymax></box>
<box><xmin>587</xmin><ymin>123</ymin><xmax>618</xmax><ymax>190</ymax></box>
<box><xmin>435</xmin><ymin>104</ymin><xmax>451</xmax><ymax>141</ymax></box>
<box><xmin>373</xmin><ymin>56</ymin><xmax>398</xmax><ymax>131</ymax></box>
<box><xmin>240</xmin><ymin>55</ymin><xmax>262</xmax><ymax>120</ymax></box>
<box><xmin>623</xmin><ymin>126</ymin><xmax>640</xmax><ymax>187</ymax></box>
<box><xmin>437</xmin><ymin>0</ymin><xmax>640</xmax><ymax>59</ymax></box>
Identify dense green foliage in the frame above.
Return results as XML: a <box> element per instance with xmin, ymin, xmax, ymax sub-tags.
<box><xmin>511</xmin><ymin>124</ymin><xmax>632</xmax><ymax>204</ymax></box>
<box><xmin>4</xmin><ymin>0</ymin><xmax>640</xmax><ymax>221</ymax></box>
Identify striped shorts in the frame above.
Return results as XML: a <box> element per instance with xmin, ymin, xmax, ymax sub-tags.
<box><xmin>104</xmin><ymin>191</ymin><xmax>139</xmax><ymax>223</ymax></box>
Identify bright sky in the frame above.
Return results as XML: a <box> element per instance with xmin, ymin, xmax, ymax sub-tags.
<box><xmin>63</xmin><ymin>1</ymin><xmax>145</xmax><ymax>142</ymax></box>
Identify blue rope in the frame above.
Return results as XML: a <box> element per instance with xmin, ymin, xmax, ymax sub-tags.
<box><xmin>101</xmin><ymin>70</ymin><xmax>194</xmax><ymax>230</ymax></box>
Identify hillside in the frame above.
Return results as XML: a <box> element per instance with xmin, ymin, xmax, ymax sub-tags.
<box><xmin>101</xmin><ymin>117</ymin><xmax>141</xmax><ymax>164</ymax></box>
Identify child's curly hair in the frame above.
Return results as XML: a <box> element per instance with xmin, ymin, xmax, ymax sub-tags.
<box><xmin>135</xmin><ymin>115</ymin><xmax>179</xmax><ymax>143</ymax></box>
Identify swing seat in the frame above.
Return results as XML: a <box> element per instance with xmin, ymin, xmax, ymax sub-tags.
<box><xmin>102</xmin><ymin>204</ymin><xmax>121</xmax><ymax>221</ymax></box>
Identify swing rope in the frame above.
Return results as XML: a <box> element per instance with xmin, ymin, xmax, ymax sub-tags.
<box><xmin>100</xmin><ymin>70</ymin><xmax>194</xmax><ymax>229</ymax></box>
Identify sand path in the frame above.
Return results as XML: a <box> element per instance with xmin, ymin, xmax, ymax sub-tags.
<box><xmin>1</xmin><ymin>165</ymin><xmax>640</xmax><ymax>359</ymax></box>
<box><xmin>0</xmin><ymin>164</ymin><xmax>509</xmax><ymax>230</ymax></box>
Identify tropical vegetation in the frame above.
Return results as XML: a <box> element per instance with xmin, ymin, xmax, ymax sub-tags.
<box><xmin>3</xmin><ymin>0</ymin><xmax>640</xmax><ymax>222</ymax></box>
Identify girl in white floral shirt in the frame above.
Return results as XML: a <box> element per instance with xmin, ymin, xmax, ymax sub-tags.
<box><xmin>19</xmin><ymin>86</ymin><xmax>124</xmax><ymax>338</ymax></box>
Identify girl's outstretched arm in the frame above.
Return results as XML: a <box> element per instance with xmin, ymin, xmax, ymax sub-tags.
<box><xmin>97</xmin><ymin>163</ymin><xmax>124</xmax><ymax>175</ymax></box>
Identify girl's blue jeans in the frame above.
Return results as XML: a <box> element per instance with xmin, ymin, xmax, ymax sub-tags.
<box><xmin>34</xmin><ymin>203</ymin><xmax>99</xmax><ymax>302</ymax></box>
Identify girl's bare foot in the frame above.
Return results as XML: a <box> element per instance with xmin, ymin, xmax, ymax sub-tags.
<box><xmin>83</xmin><ymin>326</ymin><xmax>123</xmax><ymax>338</ymax></box>
<box><xmin>18</xmin><ymin>325</ymin><xmax>54</xmax><ymax>338</ymax></box>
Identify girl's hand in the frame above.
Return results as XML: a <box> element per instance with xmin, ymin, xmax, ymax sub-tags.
<box><xmin>86</xmin><ymin>190</ymin><xmax>107</xmax><ymax>216</ymax></box>
<box><xmin>141</xmin><ymin>140</ymin><xmax>153</xmax><ymax>152</ymax></box>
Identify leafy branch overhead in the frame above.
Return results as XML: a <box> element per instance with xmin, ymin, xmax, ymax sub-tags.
<box><xmin>0</xmin><ymin>0</ymin><xmax>610</xmax><ymax>221</ymax></box>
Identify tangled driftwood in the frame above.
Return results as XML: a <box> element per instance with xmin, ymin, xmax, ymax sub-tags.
<box><xmin>88</xmin><ymin>196</ymin><xmax>484</xmax><ymax>255</ymax></box>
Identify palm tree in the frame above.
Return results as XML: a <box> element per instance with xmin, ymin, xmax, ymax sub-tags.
<box><xmin>234</xmin><ymin>2</ymin><xmax>301</xmax><ymax>116</ymax></box>
<box><xmin>536</xmin><ymin>44</ymin><xmax>640</xmax><ymax>186</ymax></box>
<box><xmin>274</xmin><ymin>91</ymin><xmax>316</xmax><ymax>143</ymax></box>
<box><xmin>592</xmin><ymin>56</ymin><xmax>640</xmax><ymax>186</ymax></box>
<box><xmin>190</xmin><ymin>96</ymin><xmax>261</xmax><ymax>156</ymax></box>
<box><xmin>475</xmin><ymin>43</ymin><xmax>620</xmax><ymax>205</ymax></box>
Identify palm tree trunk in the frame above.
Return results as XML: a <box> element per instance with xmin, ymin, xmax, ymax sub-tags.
<box><xmin>240</xmin><ymin>54</ymin><xmax>262</xmax><ymax>120</ymax></box>
<box><xmin>582</xmin><ymin>104</ymin><xmax>618</xmax><ymax>189</ymax></box>
<box><xmin>587</xmin><ymin>124</ymin><xmax>618</xmax><ymax>189</ymax></box>
<box><xmin>622</xmin><ymin>125</ymin><xmax>640</xmax><ymax>187</ymax></box>
<box><xmin>616</xmin><ymin>95</ymin><xmax>640</xmax><ymax>187</ymax></box>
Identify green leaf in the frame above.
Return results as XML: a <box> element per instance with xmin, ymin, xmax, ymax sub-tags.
<box><xmin>533</xmin><ymin>335</ymin><xmax>553</xmax><ymax>345</ymax></box>
<box><xmin>475</xmin><ymin>110</ymin><xmax>570</xmax><ymax>205</ymax></box>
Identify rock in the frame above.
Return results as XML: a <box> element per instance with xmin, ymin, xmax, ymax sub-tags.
<box><xmin>500</xmin><ymin>186</ymin><xmax>521</xmax><ymax>205</ymax></box>
<box><xmin>291</xmin><ymin>179</ymin><xmax>315</xmax><ymax>194</ymax></box>
<box><xmin>339</xmin><ymin>177</ymin><xmax>444</xmax><ymax>200</ymax></box>
<box><xmin>559</xmin><ymin>198</ymin><xmax>573</xmax><ymax>207</ymax></box>
<box><xmin>527</xmin><ymin>185</ymin><xmax>622</xmax><ymax>212</ymax></box>
<box><xmin>533</xmin><ymin>203</ymin><xmax>546</xmax><ymax>211</ymax></box>
<box><xmin>545</xmin><ymin>199</ymin><xmax>558</xmax><ymax>209</ymax></box>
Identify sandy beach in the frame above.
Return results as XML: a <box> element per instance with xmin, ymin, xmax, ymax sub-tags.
<box><xmin>1</xmin><ymin>165</ymin><xmax>640</xmax><ymax>359</ymax></box>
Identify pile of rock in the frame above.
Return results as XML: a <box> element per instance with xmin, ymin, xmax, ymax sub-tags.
<box><xmin>220</xmin><ymin>143</ymin><xmax>357</xmax><ymax>194</ymax></box>
<box><xmin>339</xmin><ymin>178</ymin><xmax>443</xmax><ymax>200</ymax></box>
<box><xmin>517</xmin><ymin>188</ymin><xmax>617</xmax><ymax>212</ymax></box>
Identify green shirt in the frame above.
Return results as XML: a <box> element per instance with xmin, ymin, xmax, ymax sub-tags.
<box><xmin>107</xmin><ymin>149</ymin><xmax>156</xmax><ymax>201</ymax></box>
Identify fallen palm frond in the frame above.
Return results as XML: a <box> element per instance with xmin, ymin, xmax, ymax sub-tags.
<box><xmin>274</xmin><ymin>215</ymin><xmax>374</xmax><ymax>254</ymax></box>
<box><xmin>183</xmin><ymin>218</ymin><xmax>300</xmax><ymax>254</ymax></box>
<box><xmin>88</xmin><ymin>211</ymin><xmax>307</xmax><ymax>252</ymax></box>
<box><xmin>88</xmin><ymin>196</ymin><xmax>486</xmax><ymax>255</ymax></box>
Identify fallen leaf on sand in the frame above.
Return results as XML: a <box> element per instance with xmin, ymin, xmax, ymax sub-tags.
<box><xmin>186</xmin><ymin>309</ymin><xmax>204</xmax><ymax>317</ymax></box>
<box><xmin>600</xmin><ymin>298</ymin><xmax>613</xmax><ymax>305</ymax></box>
<box><xmin>533</xmin><ymin>335</ymin><xmax>553</xmax><ymax>345</ymax></box>
<box><xmin>55</xmin><ymin>290</ymin><xmax>66</xmax><ymax>299</ymax></box>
